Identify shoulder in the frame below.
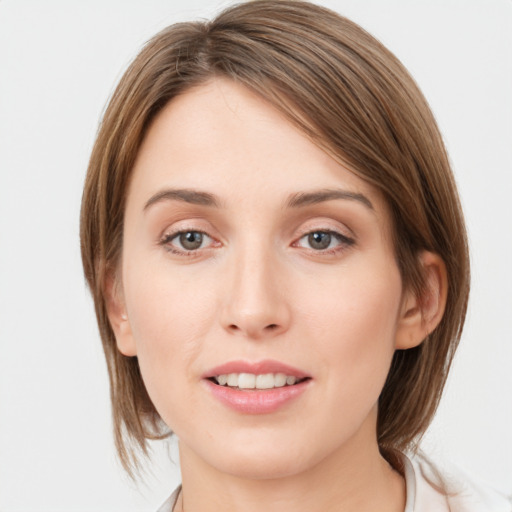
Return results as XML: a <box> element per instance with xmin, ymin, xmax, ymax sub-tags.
<box><xmin>403</xmin><ymin>452</ymin><xmax>512</xmax><ymax>512</ymax></box>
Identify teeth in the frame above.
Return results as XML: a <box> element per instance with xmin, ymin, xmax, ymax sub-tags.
<box><xmin>217</xmin><ymin>374</ymin><xmax>228</xmax><ymax>386</ymax></box>
<box><xmin>274</xmin><ymin>373</ymin><xmax>287</xmax><ymax>387</ymax></box>
<box><xmin>238</xmin><ymin>373</ymin><xmax>256</xmax><ymax>389</ymax></box>
<box><xmin>255</xmin><ymin>373</ymin><xmax>274</xmax><ymax>389</ymax></box>
<box><xmin>213</xmin><ymin>372</ymin><xmax>303</xmax><ymax>389</ymax></box>
<box><xmin>227</xmin><ymin>373</ymin><xmax>238</xmax><ymax>387</ymax></box>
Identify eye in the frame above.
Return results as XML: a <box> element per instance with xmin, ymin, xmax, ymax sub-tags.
<box><xmin>296</xmin><ymin>230</ymin><xmax>354</xmax><ymax>252</ymax></box>
<box><xmin>160</xmin><ymin>230</ymin><xmax>215</xmax><ymax>254</ymax></box>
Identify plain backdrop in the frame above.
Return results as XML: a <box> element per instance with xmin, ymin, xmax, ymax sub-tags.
<box><xmin>0</xmin><ymin>0</ymin><xmax>511</xmax><ymax>510</ymax></box>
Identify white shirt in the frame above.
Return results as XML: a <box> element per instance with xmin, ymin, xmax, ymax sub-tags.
<box><xmin>157</xmin><ymin>453</ymin><xmax>511</xmax><ymax>511</ymax></box>
<box><xmin>403</xmin><ymin>452</ymin><xmax>511</xmax><ymax>512</ymax></box>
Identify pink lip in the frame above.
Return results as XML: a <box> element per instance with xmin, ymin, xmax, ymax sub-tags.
<box><xmin>202</xmin><ymin>359</ymin><xmax>311</xmax><ymax>414</ymax></box>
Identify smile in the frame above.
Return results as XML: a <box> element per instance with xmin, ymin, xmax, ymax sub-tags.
<box><xmin>212</xmin><ymin>373</ymin><xmax>307</xmax><ymax>389</ymax></box>
<box><xmin>204</xmin><ymin>360</ymin><xmax>312</xmax><ymax>414</ymax></box>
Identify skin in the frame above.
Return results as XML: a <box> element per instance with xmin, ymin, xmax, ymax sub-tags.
<box><xmin>107</xmin><ymin>78</ymin><xmax>446</xmax><ymax>512</ymax></box>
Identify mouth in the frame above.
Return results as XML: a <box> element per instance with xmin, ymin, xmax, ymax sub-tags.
<box><xmin>204</xmin><ymin>364</ymin><xmax>312</xmax><ymax>414</ymax></box>
<box><xmin>203</xmin><ymin>360</ymin><xmax>312</xmax><ymax>412</ymax></box>
<box><xmin>208</xmin><ymin>372</ymin><xmax>310</xmax><ymax>390</ymax></box>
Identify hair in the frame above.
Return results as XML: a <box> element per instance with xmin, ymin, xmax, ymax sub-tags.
<box><xmin>80</xmin><ymin>0</ymin><xmax>470</xmax><ymax>477</ymax></box>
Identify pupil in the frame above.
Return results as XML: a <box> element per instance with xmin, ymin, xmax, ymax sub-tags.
<box><xmin>180</xmin><ymin>231</ymin><xmax>203</xmax><ymax>250</ymax></box>
<box><xmin>309</xmin><ymin>232</ymin><xmax>331</xmax><ymax>250</ymax></box>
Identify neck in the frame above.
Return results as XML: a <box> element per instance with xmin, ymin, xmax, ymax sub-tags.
<box><xmin>176</xmin><ymin>411</ymin><xmax>405</xmax><ymax>512</ymax></box>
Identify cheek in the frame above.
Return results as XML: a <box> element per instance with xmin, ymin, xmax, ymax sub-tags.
<box><xmin>122</xmin><ymin>262</ymin><xmax>217</xmax><ymax>411</ymax></box>
<box><xmin>299</xmin><ymin>260</ymin><xmax>403</xmax><ymax>394</ymax></box>
<box><xmin>125</xmin><ymin>255</ymin><xmax>216</xmax><ymax>343</ymax></box>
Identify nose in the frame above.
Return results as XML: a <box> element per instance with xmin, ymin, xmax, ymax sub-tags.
<box><xmin>220</xmin><ymin>245</ymin><xmax>291</xmax><ymax>340</ymax></box>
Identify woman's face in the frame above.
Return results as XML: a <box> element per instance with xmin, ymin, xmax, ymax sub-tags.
<box><xmin>113</xmin><ymin>78</ymin><xmax>411</xmax><ymax>479</ymax></box>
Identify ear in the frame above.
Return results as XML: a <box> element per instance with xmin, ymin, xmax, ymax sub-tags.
<box><xmin>104</xmin><ymin>270</ymin><xmax>138</xmax><ymax>357</ymax></box>
<box><xmin>395</xmin><ymin>251</ymin><xmax>448</xmax><ymax>350</ymax></box>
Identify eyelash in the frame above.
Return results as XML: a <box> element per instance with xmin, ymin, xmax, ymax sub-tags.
<box><xmin>294</xmin><ymin>230</ymin><xmax>355</xmax><ymax>255</ymax></box>
<box><xmin>159</xmin><ymin>229</ymin><xmax>215</xmax><ymax>256</ymax></box>
<box><xmin>159</xmin><ymin>228</ymin><xmax>355</xmax><ymax>257</ymax></box>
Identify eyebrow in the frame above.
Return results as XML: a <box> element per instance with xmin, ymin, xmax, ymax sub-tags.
<box><xmin>143</xmin><ymin>187</ymin><xmax>374</xmax><ymax>212</ymax></box>
<box><xmin>286</xmin><ymin>188</ymin><xmax>374</xmax><ymax>210</ymax></box>
<box><xmin>144</xmin><ymin>188</ymin><xmax>221</xmax><ymax>211</ymax></box>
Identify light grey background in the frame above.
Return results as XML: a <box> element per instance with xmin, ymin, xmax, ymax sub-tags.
<box><xmin>0</xmin><ymin>1</ymin><xmax>511</xmax><ymax>510</ymax></box>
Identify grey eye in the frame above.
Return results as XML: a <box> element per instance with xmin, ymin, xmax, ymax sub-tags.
<box><xmin>178</xmin><ymin>231</ymin><xmax>204</xmax><ymax>250</ymax></box>
<box><xmin>307</xmin><ymin>231</ymin><xmax>332</xmax><ymax>250</ymax></box>
<box><xmin>296</xmin><ymin>229</ymin><xmax>354</xmax><ymax>253</ymax></box>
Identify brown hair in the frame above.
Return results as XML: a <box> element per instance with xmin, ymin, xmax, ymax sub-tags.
<box><xmin>80</xmin><ymin>0</ymin><xmax>469</xmax><ymax>476</ymax></box>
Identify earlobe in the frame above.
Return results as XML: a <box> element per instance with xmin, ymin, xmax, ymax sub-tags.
<box><xmin>104</xmin><ymin>271</ymin><xmax>138</xmax><ymax>357</ymax></box>
<box><xmin>395</xmin><ymin>251</ymin><xmax>448</xmax><ymax>350</ymax></box>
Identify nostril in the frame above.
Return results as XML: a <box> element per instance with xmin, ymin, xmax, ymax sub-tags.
<box><xmin>225</xmin><ymin>322</ymin><xmax>281</xmax><ymax>335</ymax></box>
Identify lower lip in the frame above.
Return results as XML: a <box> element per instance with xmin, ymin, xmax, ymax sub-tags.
<box><xmin>204</xmin><ymin>379</ymin><xmax>310</xmax><ymax>414</ymax></box>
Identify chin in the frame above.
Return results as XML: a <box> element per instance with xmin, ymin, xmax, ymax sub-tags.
<box><xmin>191</xmin><ymin>429</ymin><xmax>330</xmax><ymax>481</ymax></box>
<box><xmin>215</xmin><ymin>451</ymin><xmax>312</xmax><ymax>481</ymax></box>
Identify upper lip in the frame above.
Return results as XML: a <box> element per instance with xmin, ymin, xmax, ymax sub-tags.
<box><xmin>203</xmin><ymin>359</ymin><xmax>310</xmax><ymax>379</ymax></box>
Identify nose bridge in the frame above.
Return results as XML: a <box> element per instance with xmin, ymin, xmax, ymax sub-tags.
<box><xmin>222</xmin><ymin>234</ymin><xmax>290</xmax><ymax>339</ymax></box>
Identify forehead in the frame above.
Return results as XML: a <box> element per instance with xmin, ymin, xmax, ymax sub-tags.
<box><xmin>128</xmin><ymin>78</ymin><xmax>389</xmax><ymax>219</ymax></box>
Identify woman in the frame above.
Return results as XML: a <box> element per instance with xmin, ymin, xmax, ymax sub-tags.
<box><xmin>80</xmin><ymin>1</ymin><xmax>510</xmax><ymax>510</ymax></box>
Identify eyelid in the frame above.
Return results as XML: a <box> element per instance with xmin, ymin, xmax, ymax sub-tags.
<box><xmin>294</xmin><ymin>229</ymin><xmax>354</xmax><ymax>248</ymax></box>
<box><xmin>292</xmin><ymin>220</ymin><xmax>356</xmax><ymax>254</ymax></box>
<box><xmin>158</xmin><ymin>216</ymin><xmax>219</xmax><ymax>243</ymax></box>
<box><xmin>156</xmin><ymin>218</ymin><xmax>355</xmax><ymax>256</ymax></box>
<box><xmin>294</xmin><ymin>218</ymin><xmax>355</xmax><ymax>240</ymax></box>
<box><xmin>160</xmin><ymin>228</ymin><xmax>211</xmax><ymax>244</ymax></box>
<box><xmin>158</xmin><ymin>225</ymin><xmax>221</xmax><ymax>256</ymax></box>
